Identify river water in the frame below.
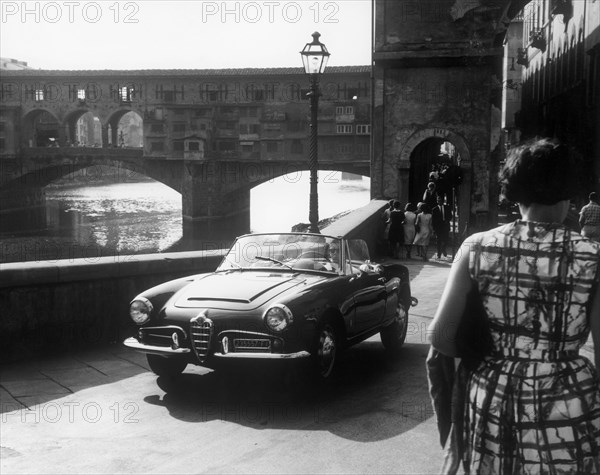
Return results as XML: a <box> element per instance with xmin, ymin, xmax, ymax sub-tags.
<box><xmin>0</xmin><ymin>172</ymin><xmax>370</xmax><ymax>263</ymax></box>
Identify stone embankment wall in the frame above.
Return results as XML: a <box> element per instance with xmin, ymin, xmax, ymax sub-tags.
<box><xmin>0</xmin><ymin>251</ymin><xmax>225</xmax><ymax>362</ymax></box>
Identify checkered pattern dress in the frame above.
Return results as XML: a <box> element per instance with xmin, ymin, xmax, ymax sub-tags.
<box><xmin>462</xmin><ymin>221</ymin><xmax>600</xmax><ymax>474</ymax></box>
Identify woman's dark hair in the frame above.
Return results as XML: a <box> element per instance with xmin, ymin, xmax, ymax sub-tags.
<box><xmin>420</xmin><ymin>203</ymin><xmax>431</xmax><ymax>214</ymax></box>
<box><xmin>499</xmin><ymin>137</ymin><xmax>583</xmax><ymax>206</ymax></box>
<box><xmin>405</xmin><ymin>202</ymin><xmax>416</xmax><ymax>212</ymax></box>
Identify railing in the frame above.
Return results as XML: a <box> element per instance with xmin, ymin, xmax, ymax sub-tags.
<box><xmin>21</xmin><ymin>147</ymin><xmax>144</xmax><ymax>159</ymax></box>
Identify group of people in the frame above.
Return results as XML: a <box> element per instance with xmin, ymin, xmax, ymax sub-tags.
<box><xmin>383</xmin><ymin>189</ymin><xmax>453</xmax><ymax>261</ymax></box>
<box><xmin>427</xmin><ymin>137</ymin><xmax>600</xmax><ymax>474</ymax></box>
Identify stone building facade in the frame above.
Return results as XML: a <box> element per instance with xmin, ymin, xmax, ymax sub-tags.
<box><xmin>515</xmin><ymin>0</ymin><xmax>600</xmax><ymax>203</ymax></box>
<box><xmin>372</xmin><ymin>0</ymin><xmax>599</xmax><ymax>236</ymax></box>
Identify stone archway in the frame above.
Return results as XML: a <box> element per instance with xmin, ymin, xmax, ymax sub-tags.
<box><xmin>22</xmin><ymin>109</ymin><xmax>62</xmax><ymax>147</ymax></box>
<box><xmin>397</xmin><ymin>127</ymin><xmax>472</xmax><ymax>238</ymax></box>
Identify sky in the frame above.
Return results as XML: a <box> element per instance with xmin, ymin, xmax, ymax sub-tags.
<box><xmin>0</xmin><ymin>0</ymin><xmax>372</xmax><ymax>70</ymax></box>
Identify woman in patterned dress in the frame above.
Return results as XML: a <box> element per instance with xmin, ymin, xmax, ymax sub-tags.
<box><xmin>428</xmin><ymin>138</ymin><xmax>600</xmax><ymax>474</ymax></box>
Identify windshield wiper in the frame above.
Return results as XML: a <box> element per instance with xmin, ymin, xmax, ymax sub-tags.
<box><xmin>255</xmin><ymin>255</ymin><xmax>293</xmax><ymax>270</ymax></box>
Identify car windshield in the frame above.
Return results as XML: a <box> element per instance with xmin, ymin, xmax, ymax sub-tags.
<box><xmin>217</xmin><ymin>233</ymin><xmax>344</xmax><ymax>274</ymax></box>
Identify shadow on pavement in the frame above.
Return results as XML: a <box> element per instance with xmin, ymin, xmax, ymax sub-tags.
<box><xmin>0</xmin><ymin>345</ymin><xmax>149</xmax><ymax>412</ymax></box>
<box><xmin>143</xmin><ymin>338</ymin><xmax>433</xmax><ymax>443</ymax></box>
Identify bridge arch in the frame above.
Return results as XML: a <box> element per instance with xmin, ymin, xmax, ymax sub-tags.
<box><xmin>64</xmin><ymin>109</ymin><xmax>103</xmax><ymax>147</ymax></box>
<box><xmin>106</xmin><ymin>108</ymin><xmax>144</xmax><ymax>148</ymax></box>
<box><xmin>246</xmin><ymin>167</ymin><xmax>371</xmax><ymax>233</ymax></box>
<box><xmin>22</xmin><ymin>108</ymin><xmax>61</xmax><ymax>147</ymax></box>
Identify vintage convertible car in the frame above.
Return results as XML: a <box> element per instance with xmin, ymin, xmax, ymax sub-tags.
<box><xmin>124</xmin><ymin>232</ymin><xmax>417</xmax><ymax>381</ymax></box>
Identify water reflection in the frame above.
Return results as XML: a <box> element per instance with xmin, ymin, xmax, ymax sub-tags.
<box><xmin>0</xmin><ymin>173</ymin><xmax>370</xmax><ymax>263</ymax></box>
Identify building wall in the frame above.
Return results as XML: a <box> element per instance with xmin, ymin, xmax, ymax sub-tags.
<box><xmin>502</xmin><ymin>13</ymin><xmax>525</xmax><ymax>148</ymax></box>
<box><xmin>517</xmin><ymin>0</ymin><xmax>600</xmax><ymax>198</ymax></box>
<box><xmin>372</xmin><ymin>0</ymin><xmax>512</xmax><ymax>234</ymax></box>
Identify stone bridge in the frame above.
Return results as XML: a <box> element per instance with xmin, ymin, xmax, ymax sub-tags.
<box><xmin>0</xmin><ymin>66</ymin><xmax>371</xmax><ymax>240</ymax></box>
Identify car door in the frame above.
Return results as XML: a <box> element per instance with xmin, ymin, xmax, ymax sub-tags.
<box><xmin>344</xmin><ymin>240</ymin><xmax>386</xmax><ymax>335</ymax></box>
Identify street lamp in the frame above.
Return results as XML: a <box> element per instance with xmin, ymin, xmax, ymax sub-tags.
<box><xmin>300</xmin><ymin>32</ymin><xmax>330</xmax><ymax>233</ymax></box>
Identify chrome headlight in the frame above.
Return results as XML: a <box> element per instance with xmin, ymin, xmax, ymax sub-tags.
<box><xmin>263</xmin><ymin>304</ymin><xmax>293</xmax><ymax>332</ymax></box>
<box><xmin>129</xmin><ymin>297</ymin><xmax>153</xmax><ymax>325</ymax></box>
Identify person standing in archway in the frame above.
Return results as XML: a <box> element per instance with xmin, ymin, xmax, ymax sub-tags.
<box><xmin>422</xmin><ymin>181</ymin><xmax>438</xmax><ymax>210</ymax></box>
<box><xmin>432</xmin><ymin>194</ymin><xmax>452</xmax><ymax>260</ymax></box>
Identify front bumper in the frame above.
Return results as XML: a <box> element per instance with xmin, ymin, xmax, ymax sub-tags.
<box><xmin>123</xmin><ymin>337</ymin><xmax>310</xmax><ymax>360</ymax></box>
<box><xmin>123</xmin><ymin>337</ymin><xmax>191</xmax><ymax>356</ymax></box>
<box><xmin>213</xmin><ymin>350</ymin><xmax>310</xmax><ymax>359</ymax></box>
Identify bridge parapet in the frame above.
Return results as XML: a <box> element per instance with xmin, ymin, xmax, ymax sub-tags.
<box><xmin>21</xmin><ymin>146</ymin><xmax>144</xmax><ymax>160</ymax></box>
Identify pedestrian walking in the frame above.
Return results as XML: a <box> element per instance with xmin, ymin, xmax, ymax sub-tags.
<box><xmin>431</xmin><ymin>194</ymin><xmax>452</xmax><ymax>259</ymax></box>
<box><xmin>580</xmin><ymin>191</ymin><xmax>600</xmax><ymax>241</ymax></box>
<box><xmin>387</xmin><ymin>200</ymin><xmax>405</xmax><ymax>259</ymax></box>
<box><xmin>380</xmin><ymin>199</ymin><xmax>395</xmax><ymax>256</ymax></box>
<box><xmin>427</xmin><ymin>137</ymin><xmax>600</xmax><ymax>474</ymax></box>
<box><xmin>413</xmin><ymin>202</ymin><xmax>432</xmax><ymax>261</ymax></box>
<box><xmin>402</xmin><ymin>203</ymin><xmax>417</xmax><ymax>259</ymax></box>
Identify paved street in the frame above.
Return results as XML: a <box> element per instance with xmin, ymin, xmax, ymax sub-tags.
<box><xmin>0</xmin><ymin>258</ymin><xmax>448</xmax><ymax>475</ymax></box>
<box><xmin>1</xmin><ymin>257</ymin><xmax>596</xmax><ymax>474</ymax></box>
<box><xmin>5</xmin><ymin>256</ymin><xmax>591</xmax><ymax>475</ymax></box>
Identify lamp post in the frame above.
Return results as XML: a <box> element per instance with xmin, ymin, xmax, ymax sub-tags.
<box><xmin>300</xmin><ymin>32</ymin><xmax>330</xmax><ymax>233</ymax></box>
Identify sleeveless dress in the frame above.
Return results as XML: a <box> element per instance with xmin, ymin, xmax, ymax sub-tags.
<box><xmin>463</xmin><ymin>221</ymin><xmax>600</xmax><ymax>474</ymax></box>
<box><xmin>388</xmin><ymin>209</ymin><xmax>405</xmax><ymax>244</ymax></box>
<box><xmin>413</xmin><ymin>212</ymin><xmax>433</xmax><ymax>246</ymax></box>
<box><xmin>403</xmin><ymin>211</ymin><xmax>417</xmax><ymax>245</ymax></box>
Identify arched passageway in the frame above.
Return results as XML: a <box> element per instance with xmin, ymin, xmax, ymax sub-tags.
<box><xmin>409</xmin><ymin>138</ymin><xmax>462</xmax><ymax>209</ymax></box>
<box><xmin>23</xmin><ymin>110</ymin><xmax>61</xmax><ymax>147</ymax></box>
<box><xmin>66</xmin><ymin>110</ymin><xmax>103</xmax><ymax>147</ymax></box>
<box><xmin>106</xmin><ymin>110</ymin><xmax>144</xmax><ymax>148</ymax></box>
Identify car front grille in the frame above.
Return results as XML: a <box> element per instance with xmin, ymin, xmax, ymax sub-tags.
<box><xmin>190</xmin><ymin>313</ymin><xmax>213</xmax><ymax>362</ymax></box>
<box><xmin>139</xmin><ymin>326</ymin><xmax>186</xmax><ymax>347</ymax></box>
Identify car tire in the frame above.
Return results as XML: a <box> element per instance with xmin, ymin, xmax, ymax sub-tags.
<box><xmin>146</xmin><ymin>354</ymin><xmax>187</xmax><ymax>378</ymax></box>
<box><xmin>380</xmin><ymin>302</ymin><xmax>408</xmax><ymax>352</ymax></box>
<box><xmin>312</xmin><ymin>320</ymin><xmax>340</xmax><ymax>381</ymax></box>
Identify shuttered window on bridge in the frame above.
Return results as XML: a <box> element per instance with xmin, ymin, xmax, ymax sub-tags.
<box><xmin>291</xmin><ymin>140</ymin><xmax>303</xmax><ymax>154</ymax></box>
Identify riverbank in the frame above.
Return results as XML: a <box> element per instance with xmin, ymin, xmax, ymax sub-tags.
<box><xmin>1</xmin><ymin>174</ymin><xmax>370</xmax><ymax>263</ymax></box>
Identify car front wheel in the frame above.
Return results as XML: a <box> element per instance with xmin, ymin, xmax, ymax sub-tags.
<box><xmin>146</xmin><ymin>354</ymin><xmax>187</xmax><ymax>378</ymax></box>
<box><xmin>313</xmin><ymin>321</ymin><xmax>339</xmax><ymax>381</ymax></box>
<box><xmin>380</xmin><ymin>302</ymin><xmax>408</xmax><ymax>352</ymax></box>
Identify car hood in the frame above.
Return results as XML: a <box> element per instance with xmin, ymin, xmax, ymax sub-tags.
<box><xmin>171</xmin><ymin>271</ymin><xmax>319</xmax><ymax>311</ymax></box>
